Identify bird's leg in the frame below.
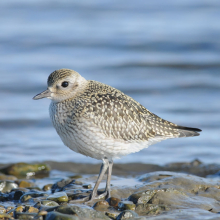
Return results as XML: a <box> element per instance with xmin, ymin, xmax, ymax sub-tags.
<box><xmin>105</xmin><ymin>159</ymin><xmax>113</xmax><ymax>198</ymax></box>
<box><xmin>89</xmin><ymin>157</ymin><xmax>109</xmax><ymax>200</ymax></box>
<box><xmin>70</xmin><ymin>157</ymin><xmax>110</xmax><ymax>204</ymax></box>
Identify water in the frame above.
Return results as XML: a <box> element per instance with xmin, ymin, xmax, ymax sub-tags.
<box><xmin>0</xmin><ymin>0</ymin><xmax>219</xmax><ymax>165</ymax></box>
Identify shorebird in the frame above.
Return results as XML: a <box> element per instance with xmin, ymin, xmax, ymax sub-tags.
<box><xmin>33</xmin><ymin>69</ymin><xmax>201</xmax><ymax>202</ymax></box>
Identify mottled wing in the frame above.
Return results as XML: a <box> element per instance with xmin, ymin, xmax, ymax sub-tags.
<box><xmin>82</xmin><ymin>91</ymin><xmax>176</xmax><ymax>142</ymax></box>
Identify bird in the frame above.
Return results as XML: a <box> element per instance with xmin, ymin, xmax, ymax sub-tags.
<box><xmin>33</xmin><ymin>68</ymin><xmax>201</xmax><ymax>203</ymax></box>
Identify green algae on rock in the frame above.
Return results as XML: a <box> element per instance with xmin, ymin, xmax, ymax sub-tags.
<box><xmin>0</xmin><ymin>163</ymin><xmax>50</xmax><ymax>178</ymax></box>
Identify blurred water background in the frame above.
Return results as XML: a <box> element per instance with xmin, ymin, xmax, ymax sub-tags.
<box><xmin>0</xmin><ymin>0</ymin><xmax>219</xmax><ymax>165</ymax></box>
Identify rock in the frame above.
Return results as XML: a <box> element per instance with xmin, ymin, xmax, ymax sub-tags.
<box><xmin>41</xmin><ymin>200</ymin><xmax>60</xmax><ymax>206</ymax></box>
<box><xmin>14</xmin><ymin>190</ymin><xmax>26</xmax><ymax>200</ymax></box>
<box><xmin>118</xmin><ymin>201</ymin><xmax>135</xmax><ymax>211</ymax></box>
<box><xmin>93</xmin><ymin>200</ymin><xmax>109</xmax><ymax>211</ymax></box>
<box><xmin>0</xmin><ymin>173</ymin><xmax>17</xmax><ymax>181</ymax></box>
<box><xmin>45</xmin><ymin>211</ymin><xmax>80</xmax><ymax>220</ymax></box>
<box><xmin>164</xmin><ymin>159</ymin><xmax>220</xmax><ymax>177</ymax></box>
<box><xmin>0</xmin><ymin>181</ymin><xmax>18</xmax><ymax>193</ymax></box>
<box><xmin>69</xmin><ymin>175</ymin><xmax>83</xmax><ymax>179</ymax></box>
<box><xmin>18</xmin><ymin>180</ymin><xmax>34</xmax><ymax>188</ymax></box>
<box><xmin>20</xmin><ymin>194</ymin><xmax>33</xmax><ymax>203</ymax></box>
<box><xmin>128</xmin><ymin>190</ymin><xmax>158</xmax><ymax>204</ymax></box>
<box><xmin>135</xmin><ymin>204</ymin><xmax>167</xmax><ymax>216</ymax></box>
<box><xmin>144</xmin><ymin>208</ymin><xmax>220</xmax><ymax>220</ymax></box>
<box><xmin>105</xmin><ymin>210</ymin><xmax>120</xmax><ymax>220</ymax></box>
<box><xmin>0</xmin><ymin>213</ymin><xmax>14</xmax><ymax>219</ymax></box>
<box><xmin>15</xmin><ymin>212</ymin><xmax>40</xmax><ymax>220</ymax></box>
<box><xmin>116</xmin><ymin>210</ymin><xmax>139</xmax><ymax>220</ymax></box>
<box><xmin>19</xmin><ymin>190</ymin><xmax>47</xmax><ymax>203</ymax></box>
<box><xmin>82</xmin><ymin>184</ymin><xmax>92</xmax><ymax>189</ymax></box>
<box><xmin>73</xmin><ymin>180</ymin><xmax>83</xmax><ymax>185</ymax></box>
<box><xmin>106</xmin><ymin>197</ymin><xmax>121</xmax><ymax>207</ymax></box>
<box><xmin>43</xmin><ymin>184</ymin><xmax>53</xmax><ymax>191</ymax></box>
<box><xmin>15</xmin><ymin>206</ymin><xmax>25</xmax><ymax>212</ymax></box>
<box><xmin>134</xmin><ymin>171</ymin><xmax>220</xmax><ymax>214</ymax></box>
<box><xmin>56</xmin><ymin>204</ymin><xmax>110</xmax><ymax>219</ymax></box>
<box><xmin>0</xmin><ymin>163</ymin><xmax>50</xmax><ymax>178</ymax></box>
<box><xmin>38</xmin><ymin>210</ymin><xmax>48</xmax><ymax>216</ymax></box>
<box><xmin>26</xmin><ymin>206</ymin><xmax>39</xmax><ymax>213</ymax></box>
<box><xmin>0</xmin><ymin>206</ymin><xmax>6</xmax><ymax>214</ymax></box>
<box><xmin>51</xmin><ymin>179</ymin><xmax>74</xmax><ymax>193</ymax></box>
<box><xmin>47</xmin><ymin>192</ymin><xmax>68</xmax><ymax>203</ymax></box>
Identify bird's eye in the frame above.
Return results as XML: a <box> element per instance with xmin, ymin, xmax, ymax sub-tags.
<box><xmin>61</xmin><ymin>81</ymin><xmax>69</xmax><ymax>87</ymax></box>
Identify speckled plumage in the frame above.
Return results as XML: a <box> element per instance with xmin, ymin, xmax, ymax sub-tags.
<box><xmin>33</xmin><ymin>68</ymin><xmax>201</xmax><ymax>203</ymax></box>
<box><xmin>48</xmin><ymin>72</ymin><xmax>201</xmax><ymax>160</ymax></box>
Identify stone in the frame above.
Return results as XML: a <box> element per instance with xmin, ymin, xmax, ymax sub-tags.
<box><xmin>0</xmin><ymin>206</ymin><xmax>6</xmax><ymax>214</ymax></box>
<box><xmin>0</xmin><ymin>163</ymin><xmax>50</xmax><ymax>178</ymax></box>
<box><xmin>82</xmin><ymin>184</ymin><xmax>92</xmax><ymax>189</ymax></box>
<box><xmin>26</xmin><ymin>206</ymin><xmax>39</xmax><ymax>213</ymax></box>
<box><xmin>20</xmin><ymin>194</ymin><xmax>33</xmax><ymax>203</ymax></box>
<box><xmin>47</xmin><ymin>192</ymin><xmax>68</xmax><ymax>203</ymax></box>
<box><xmin>51</xmin><ymin>179</ymin><xmax>74</xmax><ymax>193</ymax></box>
<box><xmin>0</xmin><ymin>213</ymin><xmax>14</xmax><ymax>219</ymax></box>
<box><xmin>38</xmin><ymin>210</ymin><xmax>48</xmax><ymax>216</ymax></box>
<box><xmin>15</xmin><ymin>206</ymin><xmax>24</xmax><ymax>212</ymax></box>
<box><xmin>18</xmin><ymin>180</ymin><xmax>34</xmax><ymax>188</ymax></box>
<box><xmin>118</xmin><ymin>201</ymin><xmax>135</xmax><ymax>211</ymax></box>
<box><xmin>0</xmin><ymin>181</ymin><xmax>18</xmax><ymax>193</ymax></box>
<box><xmin>0</xmin><ymin>173</ymin><xmax>17</xmax><ymax>181</ymax></box>
<box><xmin>41</xmin><ymin>200</ymin><xmax>60</xmax><ymax>206</ymax></box>
<box><xmin>43</xmin><ymin>184</ymin><xmax>53</xmax><ymax>191</ymax></box>
<box><xmin>56</xmin><ymin>204</ymin><xmax>110</xmax><ymax>219</ymax></box>
<box><xmin>69</xmin><ymin>175</ymin><xmax>82</xmax><ymax>179</ymax></box>
<box><xmin>128</xmin><ymin>190</ymin><xmax>158</xmax><ymax>204</ymax></box>
<box><xmin>116</xmin><ymin>210</ymin><xmax>139</xmax><ymax>220</ymax></box>
<box><xmin>15</xmin><ymin>212</ymin><xmax>39</xmax><ymax>220</ymax></box>
<box><xmin>105</xmin><ymin>210</ymin><xmax>121</xmax><ymax>219</ymax></box>
<box><xmin>14</xmin><ymin>190</ymin><xmax>26</xmax><ymax>200</ymax></box>
<box><xmin>106</xmin><ymin>197</ymin><xmax>121</xmax><ymax>207</ymax></box>
<box><xmin>93</xmin><ymin>200</ymin><xmax>109</xmax><ymax>211</ymax></box>
<box><xmin>45</xmin><ymin>211</ymin><xmax>80</xmax><ymax>220</ymax></box>
<box><xmin>135</xmin><ymin>204</ymin><xmax>167</xmax><ymax>216</ymax></box>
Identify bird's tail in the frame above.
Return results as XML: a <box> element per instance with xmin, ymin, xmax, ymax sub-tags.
<box><xmin>173</xmin><ymin>125</ymin><xmax>202</xmax><ymax>137</ymax></box>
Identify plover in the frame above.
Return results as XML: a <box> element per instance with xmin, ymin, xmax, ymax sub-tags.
<box><xmin>33</xmin><ymin>69</ymin><xmax>201</xmax><ymax>202</ymax></box>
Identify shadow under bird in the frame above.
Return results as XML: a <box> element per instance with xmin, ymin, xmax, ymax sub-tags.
<box><xmin>33</xmin><ymin>69</ymin><xmax>201</xmax><ymax>203</ymax></box>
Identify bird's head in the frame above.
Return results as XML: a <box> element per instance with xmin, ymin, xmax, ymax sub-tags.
<box><xmin>33</xmin><ymin>69</ymin><xmax>87</xmax><ymax>102</ymax></box>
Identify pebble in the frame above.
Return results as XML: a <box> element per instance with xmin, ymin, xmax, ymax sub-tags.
<box><xmin>0</xmin><ymin>213</ymin><xmax>14</xmax><ymax>219</ymax></box>
<box><xmin>107</xmin><ymin>197</ymin><xmax>121</xmax><ymax>207</ymax></box>
<box><xmin>116</xmin><ymin>210</ymin><xmax>139</xmax><ymax>220</ymax></box>
<box><xmin>18</xmin><ymin>180</ymin><xmax>34</xmax><ymax>188</ymax></box>
<box><xmin>15</xmin><ymin>205</ymin><xmax>24</xmax><ymax>212</ymax></box>
<box><xmin>70</xmin><ymin>175</ymin><xmax>82</xmax><ymax>179</ymax></box>
<box><xmin>118</xmin><ymin>201</ymin><xmax>135</xmax><ymax>211</ymax></box>
<box><xmin>82</xmin><ymin>184</ymin><xmax>92</xmax><ymax>189</ymax></box>
<box><xmin>14</xmin><ymin>190</ymin><xmax>26</xmax><ymax>200</ymax></box>
<box><xmin>0</xmin><ymin>207</ymin><xmax>6</xmax><ymax>214</ymax></box>
<box><xmin>0</xmin><ymin>163</ymin><xmax>50</xmax><ymax>178</ymax></box>
<box><xmin>41</xmin><ymin>200</ymin><xmax>60</xmax><ymax>206</ymax></box>
<box><xmin>106</xmin><ymin>210</ymin><xmax>121</xmax><ymax>219</ymax></box>
<box><xmin>0</xmin><ymin>162</ymin><xmax>220</xmax><ymax>220</ymax></box>
<box><xmin>20</xmin><ymin>194</ymin><xmax>32</xmax><ymax>202</ymax></box>
<box><xmin>26</xmin><ymin>206</ymin><xmax>39</xmax><ymax>213</ymax></box>
<box><xmin>43</xmin><ymin>184</ymin><xmax>53</xmax><ymax>191</ymax></box>
<box><xmin>0</xmin><ymin>181</ymin><xmax>18</xmax><ymax>193</ymax></box>
<box><xmin>38</xmin><ymin>210</ymin><xmax>48</xmax><ymax>216</ymax></box>
<box><xmin>47</xmin><ymin>192</ymin><xmax>68</xmax><ymax>203</ymax></box>
<box><xmin>45</xmin><ymin>211</ymin><xmax>79</xmax><ymax>220</ymax></box>
<box><xmin>93</xmin><ymin>200</ymin><xmax>109</xmax><ymax>211</ymax></box>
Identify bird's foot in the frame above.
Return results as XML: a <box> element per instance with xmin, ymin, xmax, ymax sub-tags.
<box><xmin>69</xmin><ymin>190</ymin><xmax>110</xmax><ymax>205</ymax></box>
